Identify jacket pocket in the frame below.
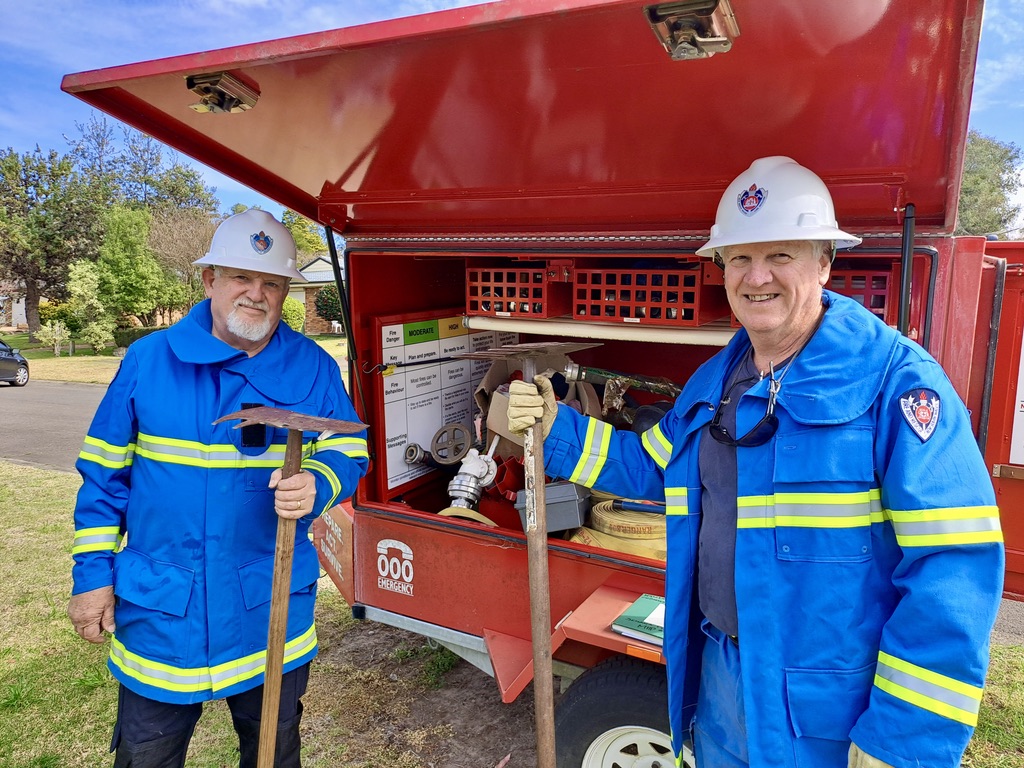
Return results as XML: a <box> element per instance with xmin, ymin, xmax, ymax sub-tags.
<box><xmin>785</xmin><ymin>663</ymin><xmax>874</xmax><ymax>741</ymax></box>
<box><xmin>113</xmin><ymin>547</ymin><xmax>194</xmax><ymax>617</ymax></box>
<box><xmin>237</xmin><ymin>543</ymin><xmax>321</xmax><ymax>610</ymax></box>
<box><xmin>773</xmin><ymin>425</ymin><xmax>876</xmax><ymax>562</ymax></box>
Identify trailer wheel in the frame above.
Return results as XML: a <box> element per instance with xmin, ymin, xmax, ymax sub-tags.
<box><xmin>555</xmin><ymin>656</ymin><xmax>693</xmax><ymax>768</ymax></box>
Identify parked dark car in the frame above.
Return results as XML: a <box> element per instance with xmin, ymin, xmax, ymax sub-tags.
<box><xmin>0</xmin><ymin>340</ymin><xmax>29</xmax><ymax>386</ymax></box>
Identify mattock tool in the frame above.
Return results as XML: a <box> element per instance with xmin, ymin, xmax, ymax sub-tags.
<box><xmin>214</xmin><ymin>406</ymin><xmax>367</xmax><ymax>768</ymax></box>
<box><xmin>455</xmin><ymin>341</ymin><xmax>599</xmax><ymax>768</ymax></box>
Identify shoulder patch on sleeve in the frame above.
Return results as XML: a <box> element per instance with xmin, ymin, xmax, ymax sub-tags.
<box><xmin>899</xmin><ymin>388</ymin><xmax>940</xmax><ymax>442</ymax></box>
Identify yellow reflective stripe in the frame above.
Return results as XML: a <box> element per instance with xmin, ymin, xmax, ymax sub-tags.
<box><xmin>737</xmin><ymin>491</ymin><xmax>881</xmax><ymax>529</ymax></box>
<box><xmin>136</xmin><ymin>433</ymin><xmax>286</xmax><ymax>468</ymax></box>
<box><xmin>568</xmin><ymin>418</ymin><xmax>612</xmax><ymax>486</ymax></box>
<box><xmin>887</xmin><ymin>505</ymin><xmax>1003</xmax><ymax>547</ymax></box>
<box><xmin>79</xmin><ymin>436</ymin><xmax>136</xmax><ymax>469</ymax></box>
<box><xmin>109</xmin><ymin>624</ymin><xmax>317</xmax><ymax>695</ymax></box>
<box><xmin>211</xmin><ymin>625</ymin><xmax>318</xmax><ymax>690</ymax></box>
<box><xmin>665</xmin><ymin>486</ymin><xmax>688</xmax><ymax>516</ymax></box>
<box><xmin>875</xmin><ymin>651</ymin><xmax>982</xmax><ymax>726</ymax></box>
<box><xmin>737</xmin><ymin>496</ymin><xmax>775</xmax><ymax>528</ymax></box>
<box><xmin>302</xmin><ymin>458</ymin><xmax>342</xmax><ymax>512</ymax></box>
<box><xmin>72</xmin><ymin>526</ymin><xmax>122</xmax><ymax>555</ymax></box>
<box><xmin>641</xmin><ymin>423</ymin><xmax>672</xmax><ymax>470</ymax></box>
<box><xmin>109</xmin><ymin>636</ymin><xmax>213</xmax><ymax>693</ymax></box>
<box><xmin>315</xmin><ymin>435</ymin><xmax>369</xmax><ymax>459</ymax></box>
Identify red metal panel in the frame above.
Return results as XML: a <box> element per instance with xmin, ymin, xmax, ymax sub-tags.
<box><xmin>61</xmin><ymin>0</ymin><xmax>983</xmax><ymax>237</ymax></box>
<box><xmin>982</xmin><ymin>243</ymin><xmax>1024</xmax><ymax>599</ymax></box>
<box><xmin>347</xmin><ymin>504</ymin><xmax>663</xmax><ymax>684</ymax></box>
<box><xmin>313</xmin><ymin>501</ymin><xmax>357</xmax><ymax>606</ymax></box>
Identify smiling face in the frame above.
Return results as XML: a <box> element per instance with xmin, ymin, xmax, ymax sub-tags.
<box><xmin>721</xmin><ymin>240</ymin><xmax>831</xmax><ymax>363</ymax></box>
<box><xmin>202</xmin><ymin>266</ymin><xmax>289</xmax><ymax>355</ymax></box>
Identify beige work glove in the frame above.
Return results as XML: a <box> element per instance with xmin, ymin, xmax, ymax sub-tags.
<box><xmin>507</xmin><ymin>374</ymin><xmax>558</xmax><ymax>439</ymax></box>
<box><xmin>848</xmin><ymin>743</ymin><xmax>894</xmax><ymax>768</ymax></box>
<box><xmin>68</xmin><ymin>585</ymin><xmax>116</xmax><ymax>644</ymax></box>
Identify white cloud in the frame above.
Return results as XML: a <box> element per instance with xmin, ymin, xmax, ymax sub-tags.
<box><xmin>982</xmin><ymin>0</ymin><xmax>1024</xmax><ymax>46</ymax></box>
<box><xmin>971</xmin><ymin>54</ymin><xmax>1024</xmax><ymax>112</ymax></box>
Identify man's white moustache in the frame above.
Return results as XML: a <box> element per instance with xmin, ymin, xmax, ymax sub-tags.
<box><xmin>235</xmin><ymin>299</ymin><xmax>268</xmax><ymax>311</ymax></box>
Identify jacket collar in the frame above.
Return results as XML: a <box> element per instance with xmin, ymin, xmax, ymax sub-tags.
<box><xmin>683</xmin><ymin>291</ymin><xmax>900</xmax><ymax>424</ymax></box>
<box><xmin>166</xmin><ymin>300</ymin><xmax>318</xmax><ymax>404</ymax></box>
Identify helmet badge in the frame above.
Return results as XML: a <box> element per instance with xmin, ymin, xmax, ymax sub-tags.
<box><xmin>250</xmin><ymin>231</ymin><xmax>274</xmax><ymax>254</ymax></box>
<box><xmin>737</xmin><ymin>184</ymin><xmax>767</xmax><ymax>216</ymax></box>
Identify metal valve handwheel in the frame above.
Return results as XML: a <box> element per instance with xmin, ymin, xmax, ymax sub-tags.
<box><xmin>430</xmin><ymin>423</ymin><xmax>472</xmax><ymax>465</ymax></box>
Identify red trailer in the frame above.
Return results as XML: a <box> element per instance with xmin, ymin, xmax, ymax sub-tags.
<box><xmin>63</xmin><ymin>1</ymin><xmax>1022</xmax><ymax>765</ymax></box>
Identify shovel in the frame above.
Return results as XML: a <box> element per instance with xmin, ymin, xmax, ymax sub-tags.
<box><xmin>215</xmin><ymin>406</ymin><xmax>367</xmax><ymax>768</ymax></box>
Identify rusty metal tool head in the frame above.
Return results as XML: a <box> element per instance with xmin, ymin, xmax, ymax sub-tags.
<box><xmin>214</xmin><ymin>405</ymin><xmax>366</xmax><ymax>437</ymax></box>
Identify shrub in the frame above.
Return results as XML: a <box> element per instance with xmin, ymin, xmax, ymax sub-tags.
<box><xmin>35</xmin><ymin>321</ymin><xmax>70</xmax><ymax>356</ymax></box>
<box><xmin>112</xmin><ymin>327</ymin><xmax>167</xmax><ymax>349</ymax></box>
<box><xmin>79</xmin><ymin>319</ymin><xmax>116</xmax><ymax>353</ymax></box>
<box><xmin>38</xmin><ymin>302</ymin><xmax>83</xmax><ymax>334</ymax></box>
<box><xmin>314</xmin><ymin>285</ymin><xmax>343</xmax><ymax>323</ymax></box>
<box><xmin>281</xmin><ymin>296</ymin><xmax>305</xmax><ymax>332</ymax></box>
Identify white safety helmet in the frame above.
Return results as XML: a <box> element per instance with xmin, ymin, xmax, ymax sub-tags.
<box><xmin>696</xmin><ymin>156</ymin><xmax>861</xmax><ymax>259</ymax></box>
<box><xmin>194</xmin><ymin>209</ymin><xmax>306</xmax><ymax>281</ymax></box>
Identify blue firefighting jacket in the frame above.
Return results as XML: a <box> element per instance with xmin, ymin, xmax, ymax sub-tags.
<box><xmin>71</xmin><ymin>300</ymin><xmax>369</xmax><ymax>704</ymax></box>
<box><xmin>544</xmin><ymin>291</ymin><xmax>1003</xmax><ymax>768</ymax></box>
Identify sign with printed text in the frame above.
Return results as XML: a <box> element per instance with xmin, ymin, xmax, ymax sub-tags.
<box><xmin>379</xmin><ymin>313</ymin><xmax>517</xmax><ymax>489</ymax></box>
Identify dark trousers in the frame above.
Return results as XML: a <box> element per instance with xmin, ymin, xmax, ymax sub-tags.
<box><xmin>110</xmin><ymin>664</ymin><xmax>309</xmax><ymax>768</ymax></box>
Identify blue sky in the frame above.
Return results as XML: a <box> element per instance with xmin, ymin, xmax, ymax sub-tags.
<box><xmin>1</xmin><ymin>0</ymin><xmax>1022</xmax><ymax>229</ymax></box>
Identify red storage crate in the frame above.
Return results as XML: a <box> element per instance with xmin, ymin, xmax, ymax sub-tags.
<box><xmin>827</xmin><ymin>266</ymin><xmax>899</xmax><ymax>325</ymax></box>
<box><xmin>573</xmin><ymin>263</ymin><xmax>730</xmax><ymax>327</ymax></box>
<box><xmin>466</xmin><ymin>264</ymin><xmax>572</xmax><ymax>318</ymax></box>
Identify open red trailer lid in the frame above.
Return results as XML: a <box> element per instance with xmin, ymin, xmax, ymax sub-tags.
<box><xmin>62</xmin><ymin>0</ymin><xmax>982</xmax><ymax>239</ymax></box>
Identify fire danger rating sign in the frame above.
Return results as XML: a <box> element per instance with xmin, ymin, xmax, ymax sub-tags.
<box><xmin>378</xmin><ymin>313</ymin><xmax>516</xmax><ymax>489</ymax></box>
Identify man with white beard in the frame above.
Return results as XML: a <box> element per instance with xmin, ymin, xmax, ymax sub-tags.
<box><xmin>68</xmin><ymin>209</ymin><xmax>368</xmax><ymax>768</ymax></box>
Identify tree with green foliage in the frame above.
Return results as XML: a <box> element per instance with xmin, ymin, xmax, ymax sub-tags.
<box><xmin>64</xmin><ymin>114</ymin><xmax>121</xmax><ymax>207</ymax></box>
<box><xmin>0</xmin><ymin>147</ymin><xmax>102</xmax><ymax>338</ymax></box>
<box><xmin>68</xmin><ymin>260</ymin><xmax>116</xmax><ymax>352</ymax></box>
<box><xmin>66</xmin><ymin>114</ymin><xmax>219</xmax><ymax>214</ymax></box>
<box><xmin>95</xmin><ymin>205</ymin><xmax>164</xmax><ymax>323</ymax></box>
<box><xmin>957</xmin><ymin>130</ymin><xmax>1023</xmax><ymax>238</ymax></box>
<box><xmin>282</xmin><ymin>209</ymin><xmax>326</xmax><ymax>257</ymax></box>
<box><xmin>314</xmin><ymin>284</ymin><xmax>344</xmax><ymax>324</ymax></box>
<box><xmin>281</xmin><ymin>295</ymin><xmax>305</xmax><ymax>332</ymax></box>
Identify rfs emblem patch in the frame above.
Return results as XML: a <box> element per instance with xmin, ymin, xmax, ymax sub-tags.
<box><xmin>899</xmin><ymin>389</ymin><xmax>940</xmax><ymax>442</ymax></box>
<box><xmin>737</xmin><ymin>184</ymin><xmax>767</xmax><ymax>216</ymax></box>
<box><xmin>251</xmin><ymin>230</ymin><xmax>273</xmax><ymax>254</ymax></box>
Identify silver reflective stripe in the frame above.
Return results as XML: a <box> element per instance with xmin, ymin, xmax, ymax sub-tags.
<box><xmin>316</xmin><ymin>437</ymin><xmax>369</xmax><ymax>458</ymax></box>
<box><xmin>210</xmin><ymin>655</ymin><xmax>265</xmax><ymax>688</ymax></box>
<box><xmin>641</xmin><ymin>425</ymin><xmax>671</xmax><ymax>469</ymax></box>
<box><xmin>774</xmin><ymin>501</ymin><xmax>872</xmax><ymax>519</ymax></box>
<box><xmin>665</xmin><ymin>487</ymin><xmax>688</xmax><ymax>516</ymax></box>
<box><xmin>569</xmin><ymin>419</ymin><xmax>612</xmax><ymax>485</ymax></box>
<box><xmin>891</xmin><ymin>517</ymin><xmax>1000</xmax><ymax>536</ymax></box>
<box><xmin>80</xmin><ymin>443</ymin><xmax>130</xmax><ymax>463</ymax></box>
<box><xmin>73</xmin><ymin>531</ymin><xmax>119</xmax><ymax>550</ymax></box>
<box><xmin>135</xmin><ymin>435</ymin><xmax>282</xmax><ymax>465</ymax></box>
<box><xmin>876</xmin><ymin>659</ymin><xmax>981</xmax><ymax>716</ymax></box>
<box><xmin>109</xmin><ymin>642</ymin><xmax>212</xmax><ymax>690</ymax></box>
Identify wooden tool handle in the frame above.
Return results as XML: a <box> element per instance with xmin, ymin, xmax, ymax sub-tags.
<box><xmin>258</xmin><ymin>429</ymin><xmax>304</xmax><ymax>768</ymax></box>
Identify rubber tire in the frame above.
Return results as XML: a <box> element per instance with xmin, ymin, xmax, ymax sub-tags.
<box><xmin>12</xmin><ymin>365</ymin><xmax>28</xmax><ymax>387</ymax></box>
<box><xmin>555</xmin><ymin>655</ymin><xmax>687</xmax><ymax>768</ymax></box>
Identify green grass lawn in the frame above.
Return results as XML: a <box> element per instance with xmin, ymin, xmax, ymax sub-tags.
<box><xmin>1</xmin><ymin>332</ymin><xmax>348</xmax><ymax>386</ymax></box>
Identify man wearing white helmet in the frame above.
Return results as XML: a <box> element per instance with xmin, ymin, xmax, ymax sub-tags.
<box><xmin>509</xmin><ymin>157</ymin><xmax>1002</xmax><ymax>768</ymax></box>
<box><xmin>68</xmin><ymin>209</ymin><xmax>369</xmax><ymax>767</ymax></box>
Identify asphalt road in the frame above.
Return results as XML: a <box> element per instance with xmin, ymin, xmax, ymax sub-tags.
<box><xmin>2</xmin><ymin>379</ymin><xmax>1021</xmax><ymax>644</ymax></box>
<box><xmin>0</xmin><ymin>379</ymin><xmax>106</xmax><ymax>472</ymax></box>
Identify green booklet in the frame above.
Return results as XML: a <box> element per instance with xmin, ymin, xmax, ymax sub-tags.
<box><xmin>610</xmin><ymin>593</ymin><xmax>665</xmax><ymax>646</ymax></box>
